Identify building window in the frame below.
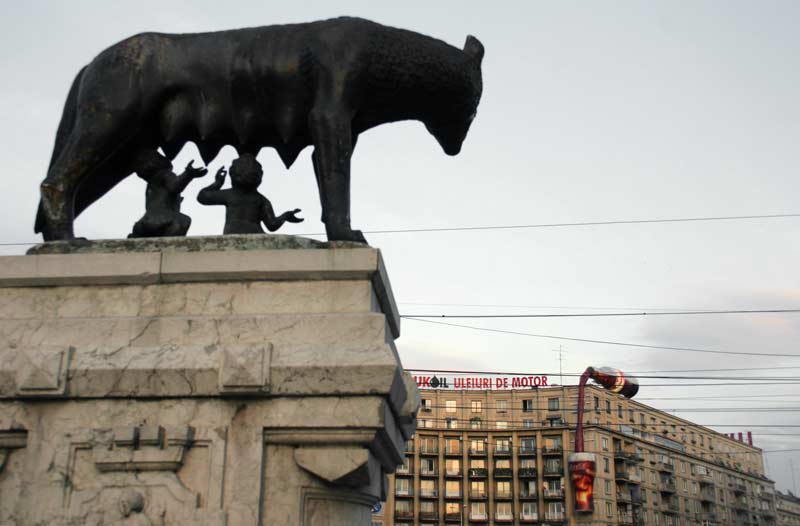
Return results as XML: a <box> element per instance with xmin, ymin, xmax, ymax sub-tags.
<box><xmin>495</xmin><ymin>437</ymin><xmax>511</xmax><ymax>454</ymax></box>
<box><xmin>497</xmin><ymin>399</ymin><xmax>508</xmax><ymax>413</ymax></box>
<box><xmin>444</xmin><ymin>501</ymin><xmax>461</xmax><ymax>518</ymax></box>
<box><xmin>420</xmin><ymin>478</ymin><xmax>437</xmax><ymax>496</ymax></box>
<box><xmin>496</xmin><ymin>421</ymin><xmax>508</xmax><ymax>430</ymax></box>
<box><xmin>605</xmin><ymin>400</ymin><xmax>611</xmax><ymax>414</ymax></box>
<box><xmin>421</xmin><ymin>399</ymin><xmax>432</xmax><ymax>412</ymax></box>
<box><xmin>421</xmin><ymin>458</ymin><xmax>437</xmax><ymax>476</ymax></box>
<box><xmin>470</xmin><ymin>417</ymin><xmax>482</xmax><ymax>429</ymax></box>
<box><xmin>496</xmin><ymin>480</ymin><xmax>512</xmax><ymax>498</ymax></box>
<box><xmin>445</xmin><ymin>459</ymin><xmax>461</xmax><ymax>476</ymax></box>
<box><xmin>445</xmin><ymin>400</ymin><xmax>457</xmax><ymax>413</ymax></box>
<box><xmin>605</xmin><ymin>480</ymin><xmax>611</xmax><ymax>494</ymax></box>
<box><xmin>495</xmin><ymin>501</ymin><xmax>512</xmax><ymax>520</ymax></box>
<box><xmin>521</xmin><ymin>501</ymin><xmax>537</xmax><ymax>519</ymax></box>
<box><xmin>419</xmin><ymin>436</ymin><xmax>438</xmax><ymax>454</ymax></box>
<box><xmin>395</xmin><ymin>499</ymin><xmax>412</xmax><ymax>513</ymax></box>
<box><xmin>471</xmin><ymin>400</ymin><xmax>482</xmax><ymax>413</ymax></box>
<box><xmin>446</xmin><ymin>417</ymin><xmax>458</xmax><ymax>429</ymax></box>
<box><xmin>395</xmin><ymin>477</ymin><xmax>411</xmax><ymax>496</ymax></box>
<box><xmin>445</xmin><ymin>480</ymin><xmax>461</xmax><ymax>498</ymax></box>
<box><xmin>520</xmin><ymin>437</ymin><xmax>536</xmax><ymax>453</ymax></box>
<box><xmin>470</xmin><ymin>480</ymin><xmax>486</xmax><ymax>497</ymax></box>
<box><xmin>606</xmin><ymin>502</ymin><xmax>613</xmax><ymax>517</ymax></box>
<box><xmin>628</xmin><ymin>409</ymin><xmax>634</xmax><ymax>422</ymax></box>
<box><xmin>603</xmin><ymin>457</ymin><xmax>609</xmax><ymax>473</ymax></box>
<box><xmin>546</xmin><ymin>501</ymin><xmax>564</xmax><ymax>520</ymax></box>
<box><xmin>593</xmin><ymin>396</ymin><xmax>600</xmax><ymax>411</ymax></box>
<box><xmin>470</xmin><ymin>438</ymin><xmax>485</xmax><ymax>454</ymax></box>
<box><xmin>522</xmin><ymin>399</ymin><xmax>534</xmax><ymax>412</ymax></box>
<box><xmin>618</xmin><ymin>405</ymin><xmax>623</xmax><ymax>418</ymax></box>
<box><xmin>602</xmin><ymin>437</ymin><xmax>609</xmax><ymax>451</ymax></box>
<box><xmin>523</xmin><ymin>419</ymin><xmax>535</xmax><ymax>428</ymax></box>
<box><xmin>470</xmin><ymin>502</ymin><xmax>486</xmax><ymax>519</ymax></box>
<box><xmin>548</xmin><ymin>398</ymin><xmax>560</xmax><ymax>411</ymax></box>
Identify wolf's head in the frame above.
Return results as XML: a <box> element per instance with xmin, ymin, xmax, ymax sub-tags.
<box><xmin>424</xmin><ymin>35</ymin><xmax>484</xmax><ymax>156</ymax></box>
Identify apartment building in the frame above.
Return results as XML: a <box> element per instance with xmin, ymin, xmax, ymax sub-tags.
<box><xmin>372</xmin><ymin>384</ymin><xmax>777</xmax><ymax>526</ymax></box>
<box><xmin>776</xmin><ymin>491</ymin><xmax>800</xmax><ymax>526</ymax></box>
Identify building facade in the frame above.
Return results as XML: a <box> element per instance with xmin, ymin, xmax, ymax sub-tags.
<box><xmin>776</xmin><ymin>491</ymin><xmax>800</xmax><ymax>526</ymax></box>
<box><xmin>373</xmin><ymin>385</ymin><xmax>778</xmax><ymax>526</ymax></box>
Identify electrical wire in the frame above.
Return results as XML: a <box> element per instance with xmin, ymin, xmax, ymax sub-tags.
<box><xmin>403</xmin><ymin>317</ymin><xmax>800</xmax><ymax>358</ymax></box>
<box><xmin>401</xmin><ymin>309</ymin><xmax>800</xmax><ymax>319</ymax></box>
<box><xmin>7</xmin><ymin>212</ymin><xmax>800</xmax><ymax>247</ymax></box>
<box><xmin>407</xmin><ymin>368</ymin><xmax>800</xmax><ymax>382</ymax></box>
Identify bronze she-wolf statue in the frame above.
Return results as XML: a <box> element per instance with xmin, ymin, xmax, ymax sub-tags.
<box><xmin>35</xmin><ymin>16</ymin><xmax>483</xmax><ymax>243</ymax></box>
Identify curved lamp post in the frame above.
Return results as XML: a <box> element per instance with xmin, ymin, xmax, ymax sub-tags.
<box><xmin>569</xmin><ymin>366</ymin><xmax>639</xmax><ymax>513</ymax></box>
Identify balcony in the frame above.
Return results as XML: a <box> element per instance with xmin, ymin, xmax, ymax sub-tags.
<box><xmin>543</xmin><ymin>464</ymin><xmax>564</xmax><ymax>476</ymax></box>
<box><xmin>445</xmin><ymin>512</ymin><xmax>462</xmax><ymax>522</ymax></box>
<box><xmin>420</xmin><ymin>468</ymin><xmax>438</xmax><ymax>478</ymax></box>
<box><xmin>520</xmin><ymin>512</ymin><xmax>539</xmax><ymax>522</ymax></box>
<box><xmin>495</xmin><ymin>490</ymin><xmax>512</xmax><ymax>500</ymax></box>
<box><xmin>470</xmin><ymin>491</ymin><xmax>487</xmax><ymax>500</ymax></box>
<box><xmin>419</xmin><ymin>489</ymin><xmax>438</xmax><ymax>499</ymax></box>
<box><xmin>733</xmin><ymin>481</ymin><xmax>747</xmax><ymax>494</ymax></box>
<box><xmin>469</xmin><ymin>512</ymin><xmax>488</xmax><ymax>522</ymax></box>
<box><xmin>618</xmin><ymin>513</ymin><xmax>634</xmax><ymax>525</ymax></box>
<box><xmin>419</xmin><ymin>511</ymin><xmax>438</xmax><ymax>522</ymax></box>
<box><xmin>733</xmin><ymin>499</ymin><xmax>748</xmax><ymax>511</ymax></box>
<box><xmin>445</xmin><ymin>446</ymin><xmax>462</xmax><ymax>457</ymax></box>
<box><xmin>494</xmin><ymin>468</ymin><xmax>513</xmax><ymax>478</ymax></box>
<box><xmin>394</xmin><ymin>510</ymin><xmax>414</xmax><ymax>520</ymax></box>
<box><xmin>615</xmin><ymin>450</ymin><xmax>638</xmax><ymax>463</ymax></box>
<box><xmin>420</xmin><ymin>446</ymin><xmax>439</xmax><ymax>456</ymax></box>
<box><xmin>519</xmin><ymin>490</ymin><xmax>537</xmax><ymax>500</ymax></box>
<box><xmin>656</xmin><ymin>460</ymin><xmax>675</xmax><ymax>473</ymax></box>
<box><xmin>659</xmin><ymin>480</ymin><xmax>677</xmax><ymax>494</ymax></box>
<box><xmin>494</xmin><ymin>447</ymin><xmax>512</xmax><ymax>456</ymax></box>
<box><xmin>615</xmin><ymin>470</ymin><xmax>632</xmax><ymax>483</ymax></box>
<box><xmin>445</xmin><ymin>490</ymin><xmax>463</xmax><ymax>500</ymax></box>
<box><xmin>543</xmin><ymin>488</ymin><xmax>565</xmax><ymax>499</ymax></box>
<box><xmin>518</xmin><ymin>467</ymin><xmax>537</xmax><ymax>478</ymax></box>
<box><xmin>700</xmin><ymin>488</ymin><xmax>715</xmax><ymax>502</ymax></box>
<box><xmin>495</xmin><ymin>512</ymin><xmax>514</xmax><ymax>522</ymax></box>
<box><xmin>700</xmin><ymin>512</ymin><xmax>717</xmax><ymax>523</ymax></box>
<box><xmin>542</xmin><ymin>445</ymin><xmax>563</xmax><ymax>456</ymax></box>
<box><xmin>545</xmin><ymin>512</ymin><xmax>566</xmax><ymax>522</ymax></box>
<box><xmin>395</xmin><ymin>489</ymin><xmax>414</xmax><ymax>498</ymax></box>
<box><xmin>617</xmin><ymin>491</ymin><xmax>632</xmax><ymax>503</ymax></box>
<box><xmin>698</xmin><ymin>473</ymin><xmax>715</xmax><ymax>486</ymax></box>
<box><xmin>519</xmin><ymin>446</ymin><xmax>537</xmax><ymax>456</ymax></box>
<box><xmin>469</xmin><ymin>468</ymin><xmax>488</xmax><ymax>478</ymax></box>
<box><xmin>445</xmin><ymin>468</ymin><xmax>462</xmax><ymax>477</ymax></box>
<box><xmin>661</xmin><ymin>501</ymin><xmax>679</xmax><ymax>514</ymax></box>
<box><xmin>470</xmin><ymin>447</ymin><xmax>487</xmax><ymax>456</ymax></box>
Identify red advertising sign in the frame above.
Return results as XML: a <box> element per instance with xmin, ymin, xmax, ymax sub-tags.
<box><xmin>414</xmin><ymin>375</ymin><xmax>549</xmax><ymax>390</ymax></box>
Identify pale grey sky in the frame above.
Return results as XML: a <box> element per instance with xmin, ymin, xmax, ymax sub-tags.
<box><xmin>1</xmin><ymin>1</ymin><xmax>798</xmax><ymax>491</ymax></box>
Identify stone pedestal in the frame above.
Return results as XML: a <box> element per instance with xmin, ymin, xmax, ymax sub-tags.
<box><xmin>0</xmin><ymin>235</ymin><xmax>418</xmax><ymax>525</ymax></box>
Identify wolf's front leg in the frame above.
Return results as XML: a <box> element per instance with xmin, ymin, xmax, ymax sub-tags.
<box><xmin>309</xmin><ymin>107</ymin><xmax>366</xmax><ymax>244</ymax></box>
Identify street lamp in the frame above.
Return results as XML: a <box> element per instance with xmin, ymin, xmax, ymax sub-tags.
<box><xmin>569</xmin><ymin>366</ymin><xmax>639</xmax><ymax>513</ymax></box>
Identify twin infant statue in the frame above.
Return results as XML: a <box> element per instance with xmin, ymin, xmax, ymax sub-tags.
<box><xmin>129</xmin><ymin>151</ymin><xmax>303</xmax><ymax>238</ymax></box>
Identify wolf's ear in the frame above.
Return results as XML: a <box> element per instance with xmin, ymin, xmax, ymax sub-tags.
<box><xmin>464</xmin><ymin>35</ymin><xmax>484</xmax><ymax>66</ymax></box>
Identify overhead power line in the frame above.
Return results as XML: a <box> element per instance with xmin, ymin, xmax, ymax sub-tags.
<box><xmin>403</xmin><ymin>318</ymin><xmax>800</xmax><ymax>358</ymax></box>
<box><xmin>407</xmin><ymin>368</ymin><xmax>800</xmax><ymax>381</ymax></box>
<box><xmin>5</xmin><ymin>212</ymin><xmax>799</xmax><ymax>246</ymax></box>
<box><xmin>301</xmin><ymin>213</ymin><xmax>800</xmax><ymax>236</ymax></box>
<box><xmin>401</xmin><ymin>309</ymin><xmax>800</xmax><ymax>319</ymax></box>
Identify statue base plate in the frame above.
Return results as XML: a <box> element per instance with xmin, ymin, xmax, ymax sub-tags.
<box><xmin>0</xmin><ymin>236</ymin><xmax>417</xmax><ymax>525</ymax></box>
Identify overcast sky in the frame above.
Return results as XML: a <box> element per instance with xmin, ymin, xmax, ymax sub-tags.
<box><xmin>1</xmin><ymin>1</ymin><xmax>799</xmax><ymax>492</ymax></box>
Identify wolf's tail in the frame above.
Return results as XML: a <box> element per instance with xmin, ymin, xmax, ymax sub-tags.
<box><xmin>35</xmin><ymin>66</ymin><xmax>86</xmax><ymax>234</ymax></box>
